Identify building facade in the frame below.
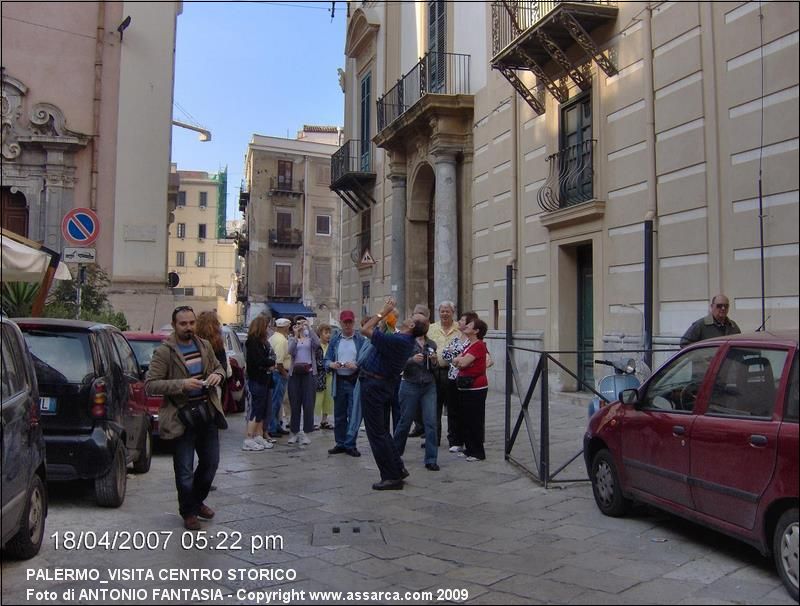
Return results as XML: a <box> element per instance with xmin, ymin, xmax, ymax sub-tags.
<box><xmin>1</xmin><ymin>1</ymin><xmax>182</xmax><ymax>330</ymax></box>
<box><xmin>332</xmin><ymin>0</ymin><xmax>799</xmax><ymax>389</ymax></box>
<box><xmin>238</xmin><ymin>127</ymin><xmax>343</xmax><ymax>325</ymax></box>
<box><xmin>167</xmin><ymin>167</ymin><xmax>237</xmax><ymax>325</ymax></box>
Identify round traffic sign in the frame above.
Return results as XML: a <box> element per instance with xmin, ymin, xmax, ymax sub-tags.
<box><xmin>62</xmin><ymin>208</ymin><xmax>100</xmax><ymax>246</ymax></box>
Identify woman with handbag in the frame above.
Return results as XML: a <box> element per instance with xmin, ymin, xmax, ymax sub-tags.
<box><xmin>440</xmin><ymin>311</ymin><xmax>479</xmax><ymax>453</ymax></box>
<box><xmin>243</xmin><ymin>315</ymin><xmax>276</xmax><ymax>451</ymax></box>
<box><xmin>287</xmin><ymin>315</ymin><xmax>320</xmax><ymax>445</ymax></box>
<box><xmin>452</xmin><ymin>316</ymin><xmax>490</xmax><ymax>462</ymax></box>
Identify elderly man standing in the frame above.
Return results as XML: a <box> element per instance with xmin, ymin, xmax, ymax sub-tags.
<box><xmin>268</xmin><ymin>318</ymin><xmax>292</xmax><ymax>436</ymax></box>
<box><xmin>146</xmin><ymin>306</ymin><xmax>225</xmax><ymax>530</ymax></box>
<box><xmin>326</xmin><ymin>309</ymin><xmax>367</xmax><ymax>457</ymax></box>
<box><xmin>680</xmin><ymin>294</ymin><xmax>741</xmax><ymax>347</ymax></box>
<box><xmin>428</xmin><ymin>301</ymin><xmax>461</xmax><ymax>448</ymax></box>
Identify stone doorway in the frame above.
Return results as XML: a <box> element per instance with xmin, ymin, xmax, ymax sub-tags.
<box><xmin>407</xmin><ymin>162</ymin><xmax>436</xmax><ymax>314</ymax></box>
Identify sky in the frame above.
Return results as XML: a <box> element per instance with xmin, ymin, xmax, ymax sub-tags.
<box><xmin>170</xmin><ymin>1</ymin><xmax>346</xmax><ymax>221</ymax></box>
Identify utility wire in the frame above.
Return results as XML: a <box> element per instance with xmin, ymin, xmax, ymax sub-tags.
<box><xmin>2</xmin><ymin>15</ymin><xmax>97</xmax><ymax>40</ymax></box>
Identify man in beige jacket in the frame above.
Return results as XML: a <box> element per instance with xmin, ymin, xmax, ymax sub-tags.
<box><xmin>146</xmin><ymin>306</ymin><xmax>225</xmax><ymax>530</ymax></box>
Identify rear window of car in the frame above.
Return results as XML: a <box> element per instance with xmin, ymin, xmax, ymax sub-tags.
<box><xmin>129</xmin><ymin>340</ymin><xmax>162</xmax><ymax>368</ymax></box>
<box><xmin>23</xmin><ymin>330</ymin><xmax>94</xmax><ymax>384</ymax></box>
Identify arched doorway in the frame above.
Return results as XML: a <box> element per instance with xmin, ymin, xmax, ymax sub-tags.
<box><xmin>1</xmin><ymin>187</ymin><xmax>29</xmax><ymax>237</ymax></box>
<box><xmin>406</xmin><ymin>163</ymin><xmax>435</xmax><ymax>313</ymax></box>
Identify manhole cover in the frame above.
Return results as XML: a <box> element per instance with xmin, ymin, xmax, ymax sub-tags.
<box><xmin>311</xmin><ymin>521</ymin><xmax>385</xmax><ymax>546</ymax></box>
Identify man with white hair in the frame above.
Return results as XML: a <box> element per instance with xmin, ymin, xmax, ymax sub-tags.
<box><xmin>428</xmin><ymin>301</ymin><xmax>461</xmax><ymax>448</ymax></box>
<box><xmin>268</xmin><ymin>318</ymin><xmax>292</xmax><ymax>436</ymax></box>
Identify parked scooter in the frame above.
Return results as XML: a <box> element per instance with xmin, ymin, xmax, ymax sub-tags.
<box><xmin>588</xmin><ymin>358</ymin><xmax>642</xmax><ymax>418</ymax></box>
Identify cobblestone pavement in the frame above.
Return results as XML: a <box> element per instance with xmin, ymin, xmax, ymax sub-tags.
<box><xmin>2</xmin><ymin>391</ymin><xmax>795</xmax><ymax>605</ymax></box>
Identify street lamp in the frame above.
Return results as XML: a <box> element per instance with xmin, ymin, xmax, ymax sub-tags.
<box><xmin>172</xmin><ymin>119</ymin><xmax>211</xmax><ymax>142</ymax></box>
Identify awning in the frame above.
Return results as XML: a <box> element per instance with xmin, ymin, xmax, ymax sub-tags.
<box><xmin>268</xmin><ymin>302</ymin><xmax>317</xmax><ymax>319</ymax></box>
<box><xmin>1</xmin><ymin>231</ymin><xmax>72</xmax><ymax>282</ymax></box>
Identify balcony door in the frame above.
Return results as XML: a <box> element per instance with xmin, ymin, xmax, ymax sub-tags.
<box><xmin>560</xmin><ymin>92</ymin><xmax>593</xmax><ymax>205</ymax></box>
<box><xmin>277</xmin><ymin>211</ymin><xmax>292</xmax><ymax>242</ymax></box>
<box><xmin>278</xmin><ymin>160</ymin><xmax>293</xmax><ymax>189</ymax></box>
<box><xmin>359</xmin><ymin>72</ymin><xmax>371</xmax><ymax>172</ymax></box>
<box><xmin>275</xmin><ymin>264</ymin><xmax>291</xmax><ymax>298</ymax></box>
<box><xmin>428</xmin><ymin>0</ymin><xmax>446</xmax><ymax>93</ymax></box>
<box><xmin>1</xmin><ymin>187</ymin><xmax>28</xmax><ymax>236</ymax></box>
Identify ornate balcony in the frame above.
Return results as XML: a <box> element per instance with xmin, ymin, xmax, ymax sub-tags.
<box><xmin>236</xmin><ymin>283</ymin><xmax>248</xmax><ymax>303</ymax></box>
<box><xmin>268</xmin><ymin>228</ymin><xmax>303</xmax><ymax>248</ymax></box>
<box><xmin>234</xmin><ymin>231</ymin><xmax>249</xmax><ymax>256</ymax></box>
<box><xmin>267</xmin><ymin>282</ymin><xmax>302</xmax><ymax>300</ymax></box>
<box><xmin>238</xmin><ymin>182</ymin><xmax>249</xmax><ymax>212</ymax></box>
<box><xmin>269</xmin><ymin>177</ymin><xmax>304</xmax><ymax>197</ymax></box>
<box><xmin>330</xmin><ymin>139</ymin><xmax>376</xmax><ymax>212</ymax></box>
<box><xmin>537</xmin><ymin>139</ymin><xmax>596</xmax><ymax>211</ymax></box>
<box><xmin>491</xmin><ymin>1</ymin><xmax>618</xmax><ymax>115</ymax></box>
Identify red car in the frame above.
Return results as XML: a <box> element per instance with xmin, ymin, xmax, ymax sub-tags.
<box><xmin>584</xmin><ymin>331</ymin><xmax>798</xmax><ymax>600</ymax></box>
<box><xmin>123</xmin><ymin>332</ymin><xmax>167</xmax><ymax>438</ymax></box>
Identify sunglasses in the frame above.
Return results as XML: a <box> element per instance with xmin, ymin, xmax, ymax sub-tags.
<box><xmin>174</xmin><ymin>305</ymin><xmax>194</xmax><ymax>314</ymax></box>
<box><xmin>714</xmin><ymin>303</ymin><xmax>729</xmax><ymax>309</ymax></box>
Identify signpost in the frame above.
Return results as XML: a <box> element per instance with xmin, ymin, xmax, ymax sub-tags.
<box><xmin>61</xmin><ymin>208</ymin><xmax>101</xmax><ymax>318</ymax></box>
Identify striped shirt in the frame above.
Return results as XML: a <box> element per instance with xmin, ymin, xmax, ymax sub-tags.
<box><xmin>178</xmin><ymin>342</ymin><xmax>206</xmax><ymax>404</ymax></box>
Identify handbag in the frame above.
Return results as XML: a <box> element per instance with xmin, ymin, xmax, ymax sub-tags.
<box><xmin>456</xmin><ymin>375</ymin><xmax>475</xmax><ymax>389</ymax></box>
<box><xmin>293</xmin><ymin>363</ymin><xmax>312</xmax><ymax>375</ymax></box>
<box><xmin>177</xmin><ymin>400</ymin><xmax>211</xmax><ymax>429</ymax></box>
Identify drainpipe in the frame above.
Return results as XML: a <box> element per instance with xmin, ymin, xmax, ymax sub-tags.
<box><xmin>510</xmin><ymin>94</ymin><xmax>520</xmax><ymax>333</ymax></box>
<box><xmin>642</xmin><ymin>3</ymin><xmax>658</xmax><ymax>365</ymax></box>
<box><xmin>90</xmin><ymin>2</ymin><xmax>105</xmax><ymax>210</ymax></box>
<box><xmin>302</xmin><ymin>155</ymin><xmax>310</xmax><ymax>308</ymax></box>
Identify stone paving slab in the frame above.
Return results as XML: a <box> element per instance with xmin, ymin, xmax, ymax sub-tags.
<box><xmin>1</xmin><ymin>392</ymin><xmax>793</xmax><ymax>604</ymax></box>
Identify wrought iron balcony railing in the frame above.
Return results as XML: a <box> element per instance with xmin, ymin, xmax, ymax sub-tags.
<box><xmin>268</xmin><ymin>228</ymin><xmax>303</xmax><ymax>248</ymax></box>
<box><xmin>269</xmin><ymin>177</ymin><xmax>304</xmax><ymax>195</ymax></box>
<box><xmin>331</xmin><ymin>139</ymin><xmax>374</xmax><ymax>184</ymax></box>
<box><xmin>377</xmin><ymin>51</ymin><xmax>471</xmax><ymax>132</ymax></box>
<box><xmin>267</xmin><ymin>282</ymin><xmax>303</xmax><ymax>299</ymax></box>
<box><xmin>492</xmin><ymin>0</ymin><xmax>617</xmax><ymax>58</ymax></box>
<box><xmin>537</xmin><ymin>139</ymin><xmax>596</xmax><ymax>212</ymax></box>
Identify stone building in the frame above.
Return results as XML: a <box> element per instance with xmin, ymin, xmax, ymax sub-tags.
<box><xmin>238</xmin><ymin>127</ymin><xmax>343</xmax><ymax>325</ymax></box>
<box><xmin>331</xmin><ymin>1</ymin><xmax>799</xmax><ymax>389</ymax></box>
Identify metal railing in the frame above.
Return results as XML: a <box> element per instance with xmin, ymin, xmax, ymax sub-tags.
<box><xmin>269</xmin><ymin>177</ymin><xmax>304</xmax><ymax>194</ymax></box>
<box><xmin>267</xmin><ymin>282</ymin><xmax>302</xmax><ymax>299</ymax></box>
<box><xmin>537</xmin><ymin>139</ymin><xmax>596</xmax><ymax>212</ymax></box>
<box><xmin>377</xmin><ymin>51</ymin><xmax>471</xmax><ymax>132</ymax></box>
<box><xmin>331</xmin><ymin>139</ymin><xmax>374</xmax><ymax>184</ymax></box>
<box><xmin>268</xmin><ymin>228</ymin><xmax>303</xmax><ymax>247</ymax></box>
<box><xmin>492</xmin><ymin>0</ymin><xmax>617</xmax><ymax>56</ymax></box>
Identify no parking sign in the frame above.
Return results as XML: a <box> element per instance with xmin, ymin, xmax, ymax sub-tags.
<box><xmin>61</xmin><ymin>208</ymin><xmax>100</xmax><ymax>246</ymax></box>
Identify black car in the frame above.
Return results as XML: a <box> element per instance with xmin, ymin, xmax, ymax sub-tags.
<box><xmin>1</xmin><ymin>316</ymin><xmax>47</xmax><ymax>558</ymax></box>
<box><xmin>15</xmin><ymin>319</ymin><xmax>152</xmax><ymax>507</ymax></box>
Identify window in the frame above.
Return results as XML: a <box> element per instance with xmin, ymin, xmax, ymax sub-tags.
<box><xmin>198</xmin><ymin>224</ymin><xmax>207</xmax><ymax>239</ymax></box>
<box><xmin>177</xmin><ymin>191</ymin><xmax>186</xmax><ymax>207</ymax></box>
<box><xmin>428</xmin><ymin>0</ymin><xmax>446</xmax><ymax>93</ymax></box>
<box><xmin>1</xmin><ymin>326</ymin><xmax>27</xmax><ymax>399</ymax></box>
<box><xmin>275</xmin><ymin>264</ymin><xmax>292</xmax><ymax>297</ymax></box>
<box><xmin>316</xmin><ymin>215</ymin><xmax>331</xmax><ymax>236</ymax></box>
<box><xmin>708</xmin><ymin>347</ymin><xmax>788</xmax><ymax>418</ymax></box>
<box><xmin>360</xmin><ymin>73</ymin><xmax>371</xmax><ymax>171</ymax></box>
<box><xmin>176</xmin><ymin>251</ymin><xmax>185</xmax><ymax>267</ymax></box>
<box><xmin>786</xmin><ymin>354</ymin><xmax>799</xmax><ymax>422</ymax></box>
<box><xmin>558</xmin><ymin>92</ymin><xmax>593</xmax><ymax>206</ymax></box>
<box><xmin>361</xmin><ymin>281</ymin><xmax>370</xmax><ymax>318</ymax></box>
<box><xmin>111</xmin><ymin>332</ymin><xmax>140</xmax><ymax>377</ymax></box>
<box><xmin>313</xmin><ymin>260</ymin><xmax>332</xmax><ymax>297</ymax></box>
<box><xmin>177</xmin><ymin>223</ymin><xmax>186</xmax><ymax>239</ymax></box>
<box><xmin>199</xmin><ymin>191</ymin><xmax>208</xmax><ymax>208</ymax></box>
<box><xmin>641</xmin><ymin>347</ymin><xmax>718</xmax><ymax>412</ymax></box>
<box><xmin>278</xmin><ymin>161</ymin><xmax>293</xmax><ymax>188</ymax></box>
<box><xmin>360</xmin><ymin>207</ymin><xmax>371</xmax><ymax>255</ymax></box>
<box><xmin>196</xmin><ymin>252</ymin><xmax>206</xmax><ymax>267</ymax></box>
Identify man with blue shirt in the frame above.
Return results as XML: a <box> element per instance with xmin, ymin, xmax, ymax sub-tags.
<box><xmin>359</xmin><ymin>297</ymin><xmax>425</xmax><ymax>490</ymax></box>
<box><xmin>325</xmin><ymin>309</ymin><xmax>367</xmax><ymax>457</ymax></box>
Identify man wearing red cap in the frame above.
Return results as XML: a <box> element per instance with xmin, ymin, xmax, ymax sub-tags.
<box><xmin>324</xmin><ymin>310</ymin><xmax>367</xmax><ymax>456</ymax></box>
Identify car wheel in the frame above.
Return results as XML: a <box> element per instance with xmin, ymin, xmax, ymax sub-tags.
<box><xmin>131</xmin><ymin>427</ymin><xmax>152</xmax><ymax>474</ymax></box>
<box><xmin>95</xmin><ymin>444</ymin><xmax>127</xmax><ymax>508</ymax></box>
<box><xmin>591</xmin><ymin>449</ymin><xmax>631</xmax><ymax>517</ymax></box>
<box><xmin>5</xmin><ymin>474</ymin><xmax>47</xmax><ymax>559</ymax></box>
<box><xmin>774</xmin><ymin>507</ymin><xmax>799</xmax><ymax>601</ymax></box>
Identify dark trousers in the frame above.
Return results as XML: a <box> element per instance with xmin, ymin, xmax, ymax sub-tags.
<box><xmin>333</xmin><ymin>378</ymin><xmax>356</xmax><ymax>447</ymax></box>
<box><xmin>445</xmin><ymin>379</ymin><xmax>464</xmax><ymax>447</ymax></box>
<box><xmin>173</xmin><ymin>420</ymin><xmax>219</xmax><ymax>518</ymax></box>
<box><xmin>360</xmin><ymin>376</ymin><xmax>404</xmax><ymax>481</ymax></box>
<box><xmin>288</xmin><ymin>372</ymin><xmax>316</xmax><ymax>434</ymax></box>
<box><xmin>460</xmin><ymin>387</ymin><xmax>487</xmax><ymax>460</ymax></box>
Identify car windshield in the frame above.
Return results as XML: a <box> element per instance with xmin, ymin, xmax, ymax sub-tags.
<box><xmin>128</xmin><ymin>340</ymin><xmax>162</xmax><ymax>368</ymax></box>
<box><xmin>23</xmin><ymin>330</ymin><xmax>93</xmax><ymax>384</ymax></box>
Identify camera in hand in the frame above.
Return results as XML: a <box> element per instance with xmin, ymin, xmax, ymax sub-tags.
<box><xmin>425</xmin><ymin>347</ymin><xmax>435</xmax><ymax>371</ymax></box>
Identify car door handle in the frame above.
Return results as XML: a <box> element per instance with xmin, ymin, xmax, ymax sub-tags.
<box><xmin>672</xmin><ymin>425</ymin><xmax>686</xmax><ymax>436</ymax></box>
<box><xmin>750</xmin><ymin>435</ymin><xmax>768</xmax><ymax>447</ymax></box>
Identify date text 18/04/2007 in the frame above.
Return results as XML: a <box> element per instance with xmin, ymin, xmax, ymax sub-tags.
<box><xmin>49</xmin><ymin>530</ymin><xmax>283</xmax><ymax>554</ymax></box>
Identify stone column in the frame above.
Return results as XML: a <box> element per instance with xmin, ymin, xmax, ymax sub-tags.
<box><xmin>433</xmin><ymin>150</ymin><xmax>458</xmax><ymax>309</ymax></box>
<box><xmin>389</xmin><ymin>171</ymin><xmax>407</xmax><ymax>315</ymax></box>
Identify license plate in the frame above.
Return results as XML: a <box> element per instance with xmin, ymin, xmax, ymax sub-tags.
<box><xmin>39</xmin><ymin>397</ymin><xmax>57</xmax><ymax>414</ymax></box>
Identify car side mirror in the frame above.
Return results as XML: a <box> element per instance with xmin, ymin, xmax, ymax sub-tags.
<box><xmin>621</xmin><ymin>388</ymin><xmax>639</xmax><ymax>406</ymax></box>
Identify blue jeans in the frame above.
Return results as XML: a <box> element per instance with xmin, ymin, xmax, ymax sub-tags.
<box><xmin>394</xmin><ymin>380</ymin><xmax>438</xmax><ymax>465</ymax></box>
<box><xmin>333</xmin><ymin>378</ymin><xmax>356</xmax><ymax>448</ymax></box>
<box><xmin>173</xmin><ymin>420</ymin><xmax>219</xmax><ymax>518</ymax></box>
<box><xmin>360</xmin><ymin>376</ymin><xmax>404</xmax><ymax>481</ymax></box>
<box><xmin>344</xmin><ymin>381</ymin><xmax>362</xmax><ymax>450</ymax></box>
<box><xmin>269</xmin><ymin>371</ymin><xmax>287</xmax><ymax>432</ymax></box>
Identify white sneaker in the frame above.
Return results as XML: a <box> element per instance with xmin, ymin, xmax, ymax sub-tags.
<box><xmin>242</xmin><ymin>438</ymin><xmax>264</xmax><ymax>451</ymax></box>
<box><xmin>299</xmin><ymin>432</ymin><xmax>311</xmax><ymax>446</ymax></box>
<box><xmin>254</xmin><ymin>436</ymin><xmax>274</xmax><ymax>449</ymax></box>
<box><xmin>287</xmin><ymin>433</ymin><xmax>298</xmax><ymax>445</ymax></box>
<box><xmin>465</xmin><ymin>456</ymin><xmax>481</xmax><ymax>462</ymax></box>
<box><xmin>449</xmin><ymin>446</ymin><xmax>464</xmax><ymax>453</ymax></box>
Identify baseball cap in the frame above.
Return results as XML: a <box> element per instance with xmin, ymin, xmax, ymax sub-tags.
<box><xmin>340</xmin><ymin>310</ymin><xmax>355</xmax><ymax>322</ymax></box>
<box><xmin>275</xmin><ymin>318</ymin><xmax>291</xmax><ymax>327</ymax></box>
